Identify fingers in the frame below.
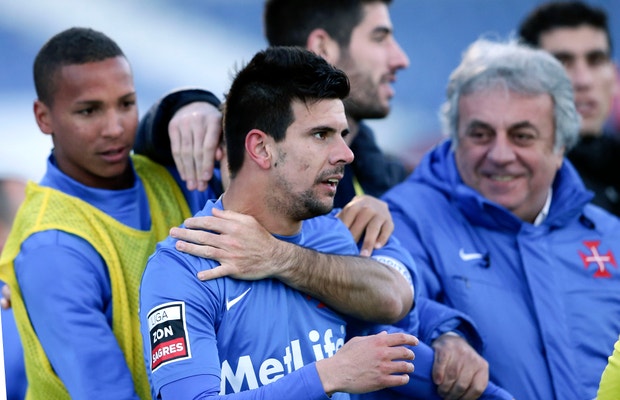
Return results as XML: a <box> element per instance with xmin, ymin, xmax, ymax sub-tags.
<box><xmin>167</xmin><ymin>102</ymin><xmax>223</xmax><ymax>191</ymax></box>
<box><xmin>432</xmin><ymin>334</ymin><xmax>489</xmax><ymax>400</ymax></box>
<box><xmin>436</xmin><ymin>362</ymin><xmax>469</xmax><ymax>399</ymax></box>
<box><xmin>433</xmin><ymin>356</ymin><xmax>446</xmax><ymax>386</ymax></box>
<box><xmin>359</xmin><ymin>216</ymin><xmax>393</xmax><ymax>257</ymax></box>
<box><xmin>170</xmin><ymin>225</ymin><xmax>214</xmax><ymax>246</ymax></box>
<box><xmin>196</xmin><ymin>121</ymin><xmax>221</xmax><ymax>191</ymax></box>
<box><xmin>0</xmin><ymin>285</ymin><xmax>11</xmax><ymax>310</ymax></box>
<box><xmin>169</xmin><ymin>117</ymin><xmax>200</xmax><ymax>191</ymax></box>
<box><xmin>458</xmin><ymin>369</ymin><xmax>488</xmax><ymax>400</ymax></box>
<box><xmin>0</xmin><ymin>297</ymin><xmax>10</xmax><ymax>310</ymax></box>
<box><xmin>196</xmin><ymin>265</ymin><xmax>230</xmax><ymax>281</ymax></box>
<box><xmin>182</xmin><ymin>208</ymin><xmax>249</xmax><ymax>232</ymax></box>
<box><xmin>382</xmin><ymin>331</ymin><xmax>419</xmax><ymax>348</ymax></box>
<box><xmin>337</xmin><ymin>195</ymin><xmax>394</xmax><ymax>257</ymax></box>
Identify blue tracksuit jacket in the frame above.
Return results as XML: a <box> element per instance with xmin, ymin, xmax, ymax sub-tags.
<box><xmin>384</xmin><ymin>139</ymin><xmax>620</xmax><ymax>400</ymax></box>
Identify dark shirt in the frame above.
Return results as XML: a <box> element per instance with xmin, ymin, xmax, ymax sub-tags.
<box><xmin>567</xmin><ymin>134</ymin><xmax>620</xmax><ymax>217</ymax></box>
<box><xmin>334</xmin><ymin>123</ymin><xmax>409</xmax><ymax>208</ymax></box>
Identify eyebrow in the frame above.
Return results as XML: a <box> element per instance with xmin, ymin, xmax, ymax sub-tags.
<box><xmin>311</xmin><ymin>125</ymin><xmax>349</xmax><ymax>134</ymax></box>
<box><xmin>73</xmin><ymin>92</ymin><xmax>136</xmax><ymax>107</ymax></box>
<box><xmin>551</xmin><ymin>49</ymin><xmax>610</xmax><ymax>60</ymax></box>
<box><xmin>465</xmin><ymin>120</ymin><xmax>493</xmax><ymax>131</ymax></box>
<box><xmin>371</xmin><ymin>25</ymin><xmax>392</xmax><ymax>37</ymax></box>
<box><xmin>509</xmin><ymin>121</ymin><xmax>539</xmax><ymax>132</ymax></box>
<box><xmin>465</xmin><ymin>120</ymin><xmax>539</xmax><ymax>132</ymax></box>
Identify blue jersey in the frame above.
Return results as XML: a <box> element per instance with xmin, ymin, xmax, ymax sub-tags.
<box><xmin>140</xmin><ymin>199</ymin><xmax>359</xmax><ymax>399</ymax></box>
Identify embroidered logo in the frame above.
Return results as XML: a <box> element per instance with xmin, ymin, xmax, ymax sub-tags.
<box><xmin>578</xmin><ymin>240</ymin><xmax>617</xmax><ymax>278</ymax></box>
<box><xmin>226</xmin><ymin>288</ymin><xmax>252</xmax><ymax>311</ymax></box>
<box><xmin>459</xmin><ymin>248</ymin><xmax>484</xmax><ymax>261</ymax></box>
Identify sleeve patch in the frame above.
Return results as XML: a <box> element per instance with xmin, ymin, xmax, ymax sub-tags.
<box><xmin>372</xmin><ymin>255</ymin><xmax>415</xmax><ymax>295</ymax></box>
<box><xmin>147</xmin><ymin>301</ymin><xmax>191</xmax><ymax>371</ymax></box>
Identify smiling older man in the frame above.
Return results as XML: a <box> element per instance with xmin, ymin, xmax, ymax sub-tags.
<box><xmin>383</xmin><ymin>37</ymin><xmax>620</xmax><ymax>400</ymax></box>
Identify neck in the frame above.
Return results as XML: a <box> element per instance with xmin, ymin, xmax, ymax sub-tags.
<box><xmin>222</xmin><ymin>178</ymin><xmax>302</xmax><ymax>236</ymax></box>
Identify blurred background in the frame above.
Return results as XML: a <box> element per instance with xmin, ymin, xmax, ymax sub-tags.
<box><xmin>1</xmin><ymin>0</ymin><xmax>619</xmax><ymax>181</ymax></box>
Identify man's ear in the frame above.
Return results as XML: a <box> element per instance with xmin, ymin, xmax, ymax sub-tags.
<box><xmin>245</xmin><ymin>129</ymin><xmax>272</xmax><ymax>170</ymax></box>
<box><xmin>306</xmin><ymin>28</ymin><xmax>341</xmax><ymax>65</ymax></box>
<box><xmin>33</xmin><ymin>100</ymin><xmax>54</xmax><ymax>135</ymax></box>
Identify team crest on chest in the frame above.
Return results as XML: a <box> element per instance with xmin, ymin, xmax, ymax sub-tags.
<box><xmin>578</xmin><ymin>240</ymin><xmax>617</xmax><ymax>278</ymax></box>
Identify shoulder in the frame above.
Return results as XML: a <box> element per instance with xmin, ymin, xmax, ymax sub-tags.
<box><xmin>582</xmin><ymin>204</ymin><xmax>620</xmax><ymax>234</ymax></box>
<box><xmin>384</xmin><ymin>179</ymin><xmax>452</xmax><ymax>224</ymax></box>
<box><xmin>302</xmin><ymin>213</ymin><xmax>358</xmax><ymax>254</ymax></box>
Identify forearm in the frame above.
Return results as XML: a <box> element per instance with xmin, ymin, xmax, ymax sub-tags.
<box><xmin>274</xmin><ymin>241</ymin><xmax>412</xmax><ymax>323</ymax></box>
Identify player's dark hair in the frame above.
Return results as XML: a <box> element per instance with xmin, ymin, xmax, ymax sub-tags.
<box><xmin>264</xmin><ymin>0</ymin><xmax>391</xmax><ymax>49</ymax></box>
<box><xmin>518</xmin><ymin>1</ymin><xmax>612</xmax><ymax>54</ymax></box>
<box><xmin>33</xmin><ymin>27</ymin><xmax>125</xmax><ymax>106</ymax></box>
<box><xmin>223</xmin><ymin>46</ymin><xmax>350</xmax><ymax>177</ymax></box>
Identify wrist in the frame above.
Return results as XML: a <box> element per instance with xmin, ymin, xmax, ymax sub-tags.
<box><xmin>315</xmin><ymin>358</ymin><xmax>339</xmax><ymax>396</ymax></box>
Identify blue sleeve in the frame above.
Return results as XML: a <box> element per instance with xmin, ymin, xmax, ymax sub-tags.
<box><xmin>387</xmin><ymin>198</ymin><xmax>443</xmax><ymax>300</ymax></box>
<box><xmin>369</xmin><ymin>236</ymin><xmax>416</xmax><ymax>292</ymax></box>
<box><xmin>140</xmin><ymin>247</ymin><xmax>222</xmax><ymax>396</ymax></box>
<box><xmin>414</xmin><ymin>297</ymin><xmax>483</xmax><ymax>353</ymax></box>
<box><xmin>15</xmin><ymin>231</ymin><xmax>139</xmax><ymax>400</ymax></box>
<box><xmin>159</xmin><ymin>365</ymin><xmax>330</xmax><ymax>400</ymax></box>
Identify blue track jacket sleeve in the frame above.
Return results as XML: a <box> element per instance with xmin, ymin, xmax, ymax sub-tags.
<box><xmin>414</xmin><ymin>297</ymin><xmax>483</xmax><ymax>353</ymax></box>
<box><xmin>15</xmin><ymin>231</ymin><xmax>140</xmax><ymax>400</ymax></box>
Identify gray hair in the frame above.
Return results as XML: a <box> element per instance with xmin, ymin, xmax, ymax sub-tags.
<box><xmin>440</xmin><ymin>37</ymin><xmax>580</xmax><ymax>153</ymax></box>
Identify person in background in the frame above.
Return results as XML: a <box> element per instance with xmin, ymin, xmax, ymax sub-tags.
<box><xmin>519</xmin><ymin>0</ymin><xmax>620</xmax><ymax>216</ymax></box>
<box><xmin>383</xmin><ymin>36</ymin><xmax>620</xmax><ymax>399</ymax></box>
<box><xmin>0</xmin><ymin>177</ymin><xmax>27</xmax><ymax>400</ymax></box>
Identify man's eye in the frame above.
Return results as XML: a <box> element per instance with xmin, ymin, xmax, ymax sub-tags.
<box><xmin>122</xmin><ymin>100</ymin><xmax>136</xmax><ymax>109</ymax></box>
<box><xmin>588</xmin><ymin>52</ymin><xmax>610</xmax><ymax>67</ymax></box>
<box><xmin>468</xmin><ymin>130</ymin><xmax>488</xmax><ymax>140</ymax></box>
<box><xmin>512</xmin><ymin>132</ymin><xmax>535</xmax><ymax>145</ymax></box>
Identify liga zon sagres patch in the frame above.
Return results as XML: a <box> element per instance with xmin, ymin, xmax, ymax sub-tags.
<box><xmin>147</xmin><ymin>301</ymin><xmax>191</xmax><ymax>371</ymax></box>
